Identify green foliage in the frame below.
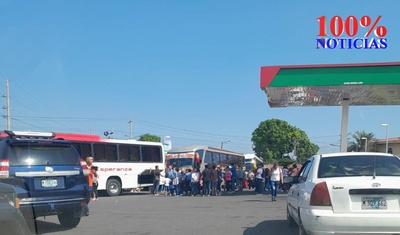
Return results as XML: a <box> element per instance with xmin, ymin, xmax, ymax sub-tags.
<box><xmin>347</xmin><ymin>131</ymin><xmax>377</xmax><ymax>152</ymax></box>
<box><xmin>138</xmin><ymin>133</ymin><xmax>161</xmax><ymax>142</ymax></box>
<box><xmin>251</xmin><ymin>119</ymin><xmax>319</xmax><ymax>164</ymax></box>
<box><xmin>278</xmin><ymin>157</ymin><xmax>295</xmax><ymax>167</ymax></box>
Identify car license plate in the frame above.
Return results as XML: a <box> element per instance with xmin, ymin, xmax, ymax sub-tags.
<box><xmin>41</xmin><ymin>179</ymin><xmax>58</xmax><ymax>188</ymax></box>
<box><xmin>362</xmin><ymin>196</ymin><xmax>387</xmax><ymax>209</ymax></box>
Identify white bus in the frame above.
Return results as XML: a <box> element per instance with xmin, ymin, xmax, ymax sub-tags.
<box><xmin>244</xmin><ymin>153</ymin><xmax>264</xmax><ymax>171</ymax></box>
<box><xmin>166</xmin><ymin>145</ymin><xmax>245</xmax><ymax>170</ymax></box>
<box><xmin>54</xmin><ymin>133</ymin><xmax>164</xmax><ymax>196</ymax></box>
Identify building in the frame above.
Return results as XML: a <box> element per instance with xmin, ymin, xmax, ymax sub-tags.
<box><xmin>371</xmin><ymin>138</ymin><xmax>400</xmax><ymax>155</ymax></box>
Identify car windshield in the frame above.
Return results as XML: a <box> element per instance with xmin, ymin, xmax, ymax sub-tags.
<box><xmin>9</xmin><ymin>142</ymin><xmax>80</xmax><ymax>166</ymax></box>
<box><xmin>318</xmin><ymin>155</ymin><xmax>400</xmax><ymax>178</ymax></box>
<box><xmin>167</xmin><ymin>158</ymin><xmax>193</xmax><ymax>168</ymax></box>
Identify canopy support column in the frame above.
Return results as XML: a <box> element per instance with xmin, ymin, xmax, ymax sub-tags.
<box><xmin>340</xmin><ymin>98</ymin><xmax>349</xmax><ymax>152</ymax></box>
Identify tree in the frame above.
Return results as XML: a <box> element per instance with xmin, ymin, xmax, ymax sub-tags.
<box><xmin>278</xmin><ymin>156</ymin><xmax>295</xmax><ymax>168</ymax></box>
<box><xmin>138</xmin><ymin>134</ymin><xmax>161</xmax><ymax>142</ymax></box>
<box><xmin>347</xmin><ymin>131</ymin><xmax>377</xmax><ymax>152</ymax></box>
<box><xmin>251</xmin><ymin>119</ymin><xmax>319</xmax><ymax>164</ymax></box>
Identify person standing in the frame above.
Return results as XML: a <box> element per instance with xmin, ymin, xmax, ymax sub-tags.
<box><xmin>202</xmin><ymin>164</ymin><xmax>212</xmax><ymax>196</ymax></box>
<box><xmin>224</xmin><ymin>167</ymin><xmax>232</xmax><ymax>193</ymax></box>
<box><xmin>236</xmin><ymin>165</ymin><xmax>244</xmax><ymax>192</ymax></box>
<box><xmin>150</xmin><ymin>165</ymin><xmax>161</xmax><ymax>196</ymax></box>
<box><xmin>191</xmin><ymin>168</ymin><xmax>200</xmax><ymax>196</ymax></box>
<box><xmin>255</xmin><ymin>164</ymin><xmax>264</xmax><ymax>194</ymax></box>
<box><xmin>172</xmin><ymin>167</ymin><xmax>180</xmax><ymax>196</ymax></box>
<box><xmin>289</xmin><ymin>164</ymin><xmax>299</xmax><ymax>176</ymax></box>
<box><xmin>210</xmin><ymin>165</ymin><xmax>218</xmax><ymax>196</ymax></box>
<box><xmin>84</xmin><ymin>156</ymin><xmax>98</xmax><ymax>215</ymax></box>
<box><xmin>91</xmin><ymin>166</ymin><xmax>99</xmax><ymax>201</ymax></box>
<box><xmin>282</xmin><ymin>165</ymin><xmax>289</xmax><ymax>192</ymax></box>
<box><xmin>247</xmin><ymin>169</ymin><xmax>255</xmax><ymax>190</ymax></box>
<box><xmin>229</xmin><ymin>163</ymin><xmax>237</xmax><ymax>194</ymax></box>
<box><xmin>217</xmin><ymin>166</ymin><xmax>223</xmax><ymax>195</ymax></box>
<box><xmin>184</xmin><ymin>168</ymin><xmax>192</xmax><ymax>195</ymax></box>
<box><xmin>269</xmin><ymin>163</ymin><xmax>283</xmax><ymax>201</ymax></box>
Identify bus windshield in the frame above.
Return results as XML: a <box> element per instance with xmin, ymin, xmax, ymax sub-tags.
<box><xmin>165</xmin><ymin>152</ymin><xmax>195</xmax><ymax>168</ymax></box>
<box><xmin>167</xmin><ymin>158</ymin><xmax>193</xmax><ymax>168</ymax></box>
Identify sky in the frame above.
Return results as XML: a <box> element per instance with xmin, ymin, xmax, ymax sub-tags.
<box><xmin>0</xmin><ymin>0</ymin><xmax>399</xmax><ymax>155</ymax></box>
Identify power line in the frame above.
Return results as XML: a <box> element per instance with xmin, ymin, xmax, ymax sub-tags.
<box><xmin>132</xmin><ymin>118</ymin><xmax>250</xmax><ymax>140</ymax></box>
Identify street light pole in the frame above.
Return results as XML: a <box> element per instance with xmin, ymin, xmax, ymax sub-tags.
<box><xmin>361</xmin><ymin>137</ymin><xmax>367</xmax><ymax>152</ymax></box>
<box><xmin>381</xmin><ymin>124</ymin><xmax>389</xmax><ymax>153</ymax></box>
<box><xmin>221</xmin><ymin>140</ymin><xmax>230</xmax><ymax>149</ymax></box>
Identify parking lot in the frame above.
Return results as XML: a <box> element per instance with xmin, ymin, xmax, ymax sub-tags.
<box><xmin>34</xmin><ymin>191</ymin><xmax>296</xmax><ymax>235</ymax></box>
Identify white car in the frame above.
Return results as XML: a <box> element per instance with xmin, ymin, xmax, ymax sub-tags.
<box><xmin>286</xmin><ymin>152</ymin><xmax>400</xmax><ymax>235</ymax></box>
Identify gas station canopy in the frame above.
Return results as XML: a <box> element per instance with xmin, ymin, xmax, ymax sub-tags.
<box><xmin>259</xmin><ymin>62</ymin><xmax>400</xmax><ymax>152</ymax></box>
<box><xmin>260</xmin><ymin>62</ymin><xmax>400</xmax><ymax>107</ymax></box>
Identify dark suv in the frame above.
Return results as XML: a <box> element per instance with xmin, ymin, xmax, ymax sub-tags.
<box><xmin>0</xmin><ymin>130</ymin><xmax>90</xmax><ymax>230</ymax></box>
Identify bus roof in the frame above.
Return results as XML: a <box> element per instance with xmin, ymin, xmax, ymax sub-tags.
<box><xmin>54</xmin><ymin>132</ymin><xmax>163</xmax><ymax>146</ymax></box>
<box><xmin>244</xmin><ymin>153</ymin><xmax>264</xmax><ymax>163</ymax></box>
<box><xmin>167</xmin><ymin>145</ymin><xmax>244</xmax><ymax>155</ymax></box>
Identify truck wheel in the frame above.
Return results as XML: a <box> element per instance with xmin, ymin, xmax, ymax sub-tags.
<box><xmin>58</xmin><ymin>211</ymin><xmax>81</xmax><ymax>228</ymax></box>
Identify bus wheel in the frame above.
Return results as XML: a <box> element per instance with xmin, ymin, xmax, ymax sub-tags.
<box><xmin>106</xmin><ymin>179</ymin><xmax>121</xmax><ymax>196</ymax></box>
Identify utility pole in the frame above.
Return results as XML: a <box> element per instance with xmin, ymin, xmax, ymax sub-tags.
<box><xmin>221</xmin><ymin>140</ymin><xmax>230</xmax><ymax>149</ymax></box>
<box><xmin>4</xmin><ymin>79</ymin><xmax>11</xmax><ymax>130</ymax></box>
<box><xmin>128</xmin><ymin>119</ymin><xmax>133</xmax><ymax>139</ymax></box>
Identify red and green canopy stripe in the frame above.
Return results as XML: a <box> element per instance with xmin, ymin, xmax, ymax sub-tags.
<box><xmin>261</xmin><ymin>62</ymin><xmax>400</xmax><ymax>87</ymax></box>
<box><xmin>260</xmin><ymin>62</ymin><xmax>400</xmax><ymax>107</ymax></box>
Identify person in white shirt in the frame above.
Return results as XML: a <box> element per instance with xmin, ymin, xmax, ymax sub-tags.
<box><xmin>191</xmin><ymin>168</ymin><xmax>200</xmax><ymax>196</ymax></box>
<box><xmin>159</xmin><ymin>171</ymin><xmax>166</xmax><ymax>192</ymax></box>
<box><xmin>269</xmin><ymin>163</ymin><xmax>283</xmax><ymax>201</ymax></box>
<box><xmin>164</xmin><ymin>177</ymin><xmax>172</xmax><ymax>196</ymax></box>
<box><xmin>255</xmin><ymin>164</ymin><xmax>264</xmax><ymax>194</ymax></box>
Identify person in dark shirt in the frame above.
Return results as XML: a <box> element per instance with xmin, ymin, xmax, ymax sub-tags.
<box><xmin>202</xmin><ymin>164</ymin><xmax>212</xmax><ymax>196</ymax></box>
<box><xmin>150</xmin><ymin>165</ymin><xmax>161</xmax><ymax>195</ymax></box>
<box><xmin>229</xmin><ymin>163</ymin><xmax>237</xmax><ymax>194</ymax></box>
<box><xmin>210</xmin><ymin>165</ymin><xmax>218</xmax><ymax>196</ymax></box>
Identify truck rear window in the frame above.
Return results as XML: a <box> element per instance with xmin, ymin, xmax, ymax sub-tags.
<box><xmin>8</xmin><ymin>143</ymin><xmax>80</xmax><ymax>166</ymax></box>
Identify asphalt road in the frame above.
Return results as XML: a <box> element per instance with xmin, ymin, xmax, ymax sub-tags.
<box><xmin>34</xmin><ymin>190</ymin><xmax>297</xmax><ymax>235</ymax></box>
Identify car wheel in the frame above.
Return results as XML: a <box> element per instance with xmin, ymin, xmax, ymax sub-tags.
<box><xmin>58</xmin><ymin>211</ymin><xmax>81</xmax><ymax>228</ymax></box>
<box><xmin>298</xmin><ymin>219</ymin><xmax>308</xmax><ymax>235</ymax></box>
<box><xmin>106</xmin><ymin>179</ymin><xmax>121</xmax><ymax>196</ymax></box>
<box><xmin>287</xmin><ymin>207</ymin><xmax>296</xmax><ymax>227</ymax></box>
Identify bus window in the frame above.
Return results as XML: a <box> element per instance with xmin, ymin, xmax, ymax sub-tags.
<box><xmin>212</xmin><ymin>152</ymin><xmax>220</xmax><ymax>164</ymax></box>
<box><xmin>81</xmin><ymin>143</ymin><xmax>92</xmax><ymax>159</ymax></box>
<box><xmin>220</xmin><ymin>154</ymin><xmax>227</xmax><ymax>165</ymax></box>
<box><xmin>226</xmin><ymin>155</ymin><xmax>232</xmax><ymax>164</ymax></box>
<box><xmin>119</xmin><ymin>144</ymin><xmax>140</xmax><ymax>162</ymax></box>
<box><xmin>93</xmin><ymin>144</ymin><xmax>106</xmax><ymax>161</ymax></box>
<box><xmin>141</xmin><ymin>146</ymin><xmax>162</xmax><ymax>162</ymax></box>
<box><xmin>93</xmin><ymin>144</ymin><xmax>117</xmax><ymax>162</ymax></box>
<box><xmin>105</xmin><ymin>144</ymin><xmax>118</xmax><ymax>162</ymax></box>
<box><xmin>204</xmin><ymin>151</ymin><xmax>212</xmax><ymax>164</ymax></box>
<box><xmin>71</xmin><ymin>142</ymin><xmax>92</xmax><ymax>159</ymax></box>
<box><xmin>231</xmin><ymin>155</ymin><xmax>240</xmax><ymax>166</ymax></box>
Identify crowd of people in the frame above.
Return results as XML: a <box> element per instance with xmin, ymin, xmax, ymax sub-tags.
<box><xmin>150</xmin><ymin>162</ymin><xmax>299</xmax><ymax>201</ymax></box>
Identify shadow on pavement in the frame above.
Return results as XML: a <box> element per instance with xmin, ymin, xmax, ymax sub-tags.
<box><xmin>243</xmin><ymin>219</ymin><xmax>297</xmax><ymax>235</ymax></box>
<box><xmin>35</xmin><ymin>220</ymin><xmax>74</xmax><ymax>235</ymax></box>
